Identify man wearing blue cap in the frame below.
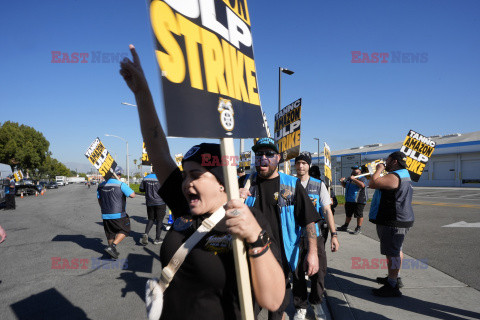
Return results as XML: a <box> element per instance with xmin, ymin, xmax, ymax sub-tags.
<box><xmin>97</xmin><ymin>167</ymin><xmax>135</xmax><ymax>259</ymax></box>
<box><xmin>240</xmin><ymin>137</ymin><xmax>320</xmax><ymax>320</ymax></box>
<box><xmin>337</xmin><ymin>165</ymin><xmax>368</xmax><ymax>235</ymax></box>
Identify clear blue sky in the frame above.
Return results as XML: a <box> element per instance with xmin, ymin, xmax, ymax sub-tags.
<box><xmin>1</xmin><ymin>0</ymin><xmax>479</xmax><ymax>173</ymax></box>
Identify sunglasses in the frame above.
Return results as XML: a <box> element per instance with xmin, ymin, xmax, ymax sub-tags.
<box><xmin>255</xmin><ymin>151</ymin><xmax>278</xmax><ymax>158</ymax></box>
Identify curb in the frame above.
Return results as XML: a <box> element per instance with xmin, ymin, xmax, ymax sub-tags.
<box><xmin>324</xmin><ymin>273</ymin><xmax>355</xmax><ymax>320</ymax></box>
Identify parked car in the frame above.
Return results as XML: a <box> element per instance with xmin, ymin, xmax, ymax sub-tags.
<box><xmin>46</xmin><ymin>182</ymin><xmax>59</xmax><ymax>189</ymax></box>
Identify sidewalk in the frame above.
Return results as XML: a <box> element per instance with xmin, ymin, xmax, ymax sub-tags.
<box><xmin>324</xmin><ymin>230</ymin><xmax>480</xmax><ymax>320</ymax></box>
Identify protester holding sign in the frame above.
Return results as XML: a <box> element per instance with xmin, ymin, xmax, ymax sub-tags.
<box><xmin>97</xmin><ymin>167</ymin><xmax>135</xmax><ymax>259</ymax></box>
<box><xmin>337</xmin><ymin>166</ymin><xmax>368</xmax><ymax>235</ymax></box>
<box><xmin>239</xmin><ymin>138</ymin><xmax>320</xmax><ymax>320</ymax></box>
<box><xmin>292</xmin><ymin>152</ymin><xmax>339</xmax><ymax>320</ymax></box>
<box><xmin>369</xmin><ymin>151</ymin><xmax>414</xmax><ymax>297</ymax></box>
<box><xmin>119</xmin><ymin>45</ymin><xmax>285</xmax><ymax>319</ymax></box>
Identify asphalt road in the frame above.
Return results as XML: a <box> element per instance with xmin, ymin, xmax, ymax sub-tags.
<box><xmin>0</xmin><ymin>184</ymin><xmax>165</xmax><ymax>320</ymax></box>
<box><xmin>333</xmin><ymin>187</ymin><xmax>480</xmax><ymax>291</ymax></box>
<box><xmin>1</xmin><ymin>184</ymin><xmax>478</xmax><ymax>319</ymax></box>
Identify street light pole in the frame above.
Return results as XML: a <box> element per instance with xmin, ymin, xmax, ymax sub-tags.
<box><xmin>314</xmin><ymin>138</ymin><xmax>320</xmax><ymax>167</ymax></box>
<box><xmin>278</xmin><ymin>67</ymin><xmax>294</xmax><ymax>173</ymax></box>
<box><xmin>105</xmin><ymin>134</ymin><xmax>130</xmax><ymax>186</ymax></box>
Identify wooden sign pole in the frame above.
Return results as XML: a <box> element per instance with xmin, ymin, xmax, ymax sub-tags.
<box><xmin>220</xmin><ymin>138</ymin><xmax>254</xmax><ymax>320</ymax></box>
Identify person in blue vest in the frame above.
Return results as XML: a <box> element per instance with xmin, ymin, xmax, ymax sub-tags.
<box><xmin>140</xmin><ymin>170</ymin><xmax>166</xmax><ymax>245</ymax></box>
<box><xmin>337</xmin><ymin>165</ymin><xmax>368</xmax><ymax>234</ymax></box>
<box><xmin>369</xmin><ymin>151</ymin><xmax>414</xmax><ymax>297</ymax></box>
<box><xmin>97</xmin><ymin>167</ymin><xmax>135</xmax><ymax>259</ymax></box>
<box><xmin>239</xmin><ymin>138</ymin><xmax>320</xmax><ymax>320</ymax></box>
<box><xmin>5</xmin><ymin>175</ymin><xmax>16</xmax><ymax>210</ymax></box>
<box><xmin>292</xmin><ymin>152</ymin><xmax>339</xmax><ymax>320</ymax></box>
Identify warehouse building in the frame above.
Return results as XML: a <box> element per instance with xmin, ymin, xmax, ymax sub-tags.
<box><xmin>304</xmin><ymin>130</ymin><xmax>480</xmax><ymax>187</ymax></box>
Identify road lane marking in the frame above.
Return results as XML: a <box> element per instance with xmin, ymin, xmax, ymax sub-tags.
<box><xmin>442</xmin><ymin>221</ymin><xmax>480</xmax><ymax>228</ymax></box>
<box><xmin>412</xmin><ymin>201</ymin><xmax>480</xmax><ymax>209</ymax></box>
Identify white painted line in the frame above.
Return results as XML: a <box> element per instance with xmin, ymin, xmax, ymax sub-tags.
<box><xmin>442</xmin><ymin>221</ymin><xmax>480</xmax><ymax>228</ymax></box>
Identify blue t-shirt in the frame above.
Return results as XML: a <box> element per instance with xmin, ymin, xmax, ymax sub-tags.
<box><xmin>345</xmin><ymin>176</ymin><xmax>368</xmax><ymax>204</ymax></box>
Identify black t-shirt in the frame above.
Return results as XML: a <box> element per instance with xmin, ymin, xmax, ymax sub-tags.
<box><xmin>158</xmin><ymin>168</ymin><xmax>279</xmax><ymax>320</ymax></box>
<box><xmin>253</xmin><ymin>175</ymin><xmax>319</xmax><ymax>274</ymax></box>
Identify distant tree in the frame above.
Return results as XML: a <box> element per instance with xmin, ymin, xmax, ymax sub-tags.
<box><xmin>0</xmin><ymin>121</ymin><xmax>49</xmax><ymax>170</ymax></box>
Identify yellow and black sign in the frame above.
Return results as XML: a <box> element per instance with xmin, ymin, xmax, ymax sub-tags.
<box><xmin>239</xmin><ymin>151</ymin><xmax>251</xmax><ymax>170</ymax></box>
<box><xmin>13</xmin><ymin>170</ymin><xmax>23</xmax><ymax>182</ymax></box>
<box><xmin>324</xmin><ymin>142</ymin><xmax>332</xmax><ymax>188</ymax></box>
<box><xmin>150</xmin><ymin>0</ymin><xmax>267</xmax><ymax>138</ymax></box>
<box><xmin>400</xmin><ymin>129</ymin><xmax>436</xmax><ymax>182</ymax></box>
<box><xmin>142</xmin><ymin>142</ymin><xmax>151</xmax><ymax>166</ymax></box>
<box><xmin>175</xmin><ymin>153</ymin><xmax>184</xmax><ymax>171</ymax></box>
<box><xmin>85</xmin><ymin>138</ymin><xmax>117</xmax><ymax>180</ymax></box>
<box><xmin>274</xmin><ymin>98</ymin><xmax>302</xmax><ymax>161</ymax></box>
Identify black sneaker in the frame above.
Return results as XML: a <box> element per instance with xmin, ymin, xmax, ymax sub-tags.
<box><xmin>337</xmin><ymin>224</ymin><xmax>349</xmax><ymax>232</ymax></box>
<box><xmin>105</xmin><ymin>245</ymin><xmax>119</xmax><ymax>259</ymax></box>
<box><xmin>353</xmin><ymin>227</ymin><xmax>361</xmax><ymax>235</ymax></box>
<box><xmin>372</xmin><ymin>283</ymin><xmax>402</xmax><ymax>297</ymax></box>
<box><xmin>111</xmin><ymin>244</ymin><xmax>120</xmax><ymax>256</ymax></box>
<box><xmin>377</xmin><ymin>276</ymin><xmax>404</xmax><ymax>288</ymax></box>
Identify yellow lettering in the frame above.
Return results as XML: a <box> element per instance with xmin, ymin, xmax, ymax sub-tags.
<box><xmin>151</xmin><ymin>1</ymin><xmax>185</xmax><ymax>84</ymax></box>
<box><xmin>178</xmin><ymin>14</ymin><xmax>203</xmax><ymax>90</ymax></box>
<box><xmin>201</xmin><ymin>28</ymin><xmax>228</xmax><ymax>95</ymax></box>
<box><xmin>230</xmin><ymin>45</ymin><xmax>249</xmax><ymax>103</ymax></box>
<box><xmin>244</xmin><ymin>55</ymin><xmax>259</xmax><ymax>105</ymax></box>
<box><xmin>222</xmin><ymin>40</ymin><xmax>235</xmax><ymax>97</ymax></box>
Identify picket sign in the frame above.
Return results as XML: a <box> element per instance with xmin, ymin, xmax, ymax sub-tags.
<box><xmin>220</xmin><ymin>138</ymin><xmax>254</xmax><ymax>320</ymax></box>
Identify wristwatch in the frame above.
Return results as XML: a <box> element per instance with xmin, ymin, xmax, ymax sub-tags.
<box><xmin>331</xmin><ymin>232</ymin><xmax>338</xmax><ymax>237</ymax></box>
<box><xmin>246</xmin><ymin>230</ymin><xmax>270</xmax><ymax>248</ymax></box>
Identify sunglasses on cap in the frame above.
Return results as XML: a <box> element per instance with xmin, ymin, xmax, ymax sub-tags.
<box><xmin>255</xmin><ymin>150</ymin><xmax>278</xmax><ymax>158</ymax></box>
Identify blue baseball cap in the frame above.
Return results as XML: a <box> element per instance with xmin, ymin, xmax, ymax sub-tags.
<box><xmin>351</xmin><ymin>165</ymin><xmax>360</xmax><ymax>169</ymax></box>
<box><xmin>252</xmin><ymin>137</ymin><xmax>279</xmax><ymax>153</ymax></box>
<box><xmin>114</xmin><ymin>166</ymin><xmax>123</xmax><ymax>175</ymax></box>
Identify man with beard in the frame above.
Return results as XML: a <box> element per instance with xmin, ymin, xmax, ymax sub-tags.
<box><xmin>240</xmin><ymin>138</ymin><xmax>320</xmax><ymax>320</ymax></box>
<box><xmin>369</xmin><ymin>151</ymin><xmax>414</xmax><ymax>297</ymax></box>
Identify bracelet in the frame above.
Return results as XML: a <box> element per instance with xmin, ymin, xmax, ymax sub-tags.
<box><xmin>249</xmin><ymin>242</ymin><xmax>271</xmax><ymax>258</ymax></box>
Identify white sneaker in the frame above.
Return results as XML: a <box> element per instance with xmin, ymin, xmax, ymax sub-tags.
<box><xmin>293</xmin><ymin>308</ymin><xmax>307</xmax><ymax>320</ymax></box>
<box><xmin>312</xmin><ymin>303</ymin><xmax>326</xmax><ymax>320</ymax></box>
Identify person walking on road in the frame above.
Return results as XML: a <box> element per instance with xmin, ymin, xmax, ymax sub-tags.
<box><xmin>97</xmin><ymin>167</ymin><xmax>135</xmax><ymax>259</ymax></box>
<box><xmin>5</xmin><ymin>175</ymin><xmax>16</xmax><ymax>210</ymax></box>
<box><xmin>140</xmin><ymin>171</ymin><xmax>166</xmax><ymax>245</ymax></box>
<box><xmin>369</xmin><ymin>151</ymin><xmax>414</xmax><ymax>297</ymax></box>
<box><xmin>239</xmin><ymin>138</ymin><xmax>321</xmax><ymax>320</ymax></box>
<box><xmin>337</xmin><ymin>166</ymin><xmax>368</xmax><ymax>234</ymax></box>
<box><xmin>292</xmin><ymin>152</ymin><xmax>339</xmax><ymax>320</ymax></box>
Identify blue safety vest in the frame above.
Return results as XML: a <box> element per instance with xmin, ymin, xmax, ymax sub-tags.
<box><xmin>304</xmin><ymin>177</ymin><xmax>326</xmax><ymax>237</ymax></box>
<box><xmin>245</xmin><ymin>172</ymin><xmax>300</xmax><ymax>272</ymax></box>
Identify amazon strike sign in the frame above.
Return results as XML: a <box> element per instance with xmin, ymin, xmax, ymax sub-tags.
<box><xmin>142</xmin><ymin>142</ymin><xmax>151</xmax><ymax>166</ymax></box>
<box><xmin>239</xmin><ymin>151</ymin><xmax>251</xmax><ymax>170</ymax></box>
<box><xmin>85</xmin><ymin>138</ymin><xmax>117</xmax><ymax>180</ymax></box>
<box><xmin>324</xmin><ymin>143</ymin><xmax>332</xmax><ymax>188</ymax></box>
<box><xmin>400</xmin><ymin>129</ymin><xmax>436</xmax><ymax>182</ymax></box>
<box><xmin>150</xmin><ymin>0</ymin><xmax>267</xmax><ymax>138</ymax></box>
<box><xmin>274</xmin><ymin>98</ymin><xmax>302</xmax><ymax>161</ymax></box>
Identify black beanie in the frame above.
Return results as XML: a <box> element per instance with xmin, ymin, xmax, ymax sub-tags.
<box><xmin>182</xmin><ymin>143</ymin><xmax>225</xmax><ymax>186</ymax></box>
<box><xmin>295</xmin><ymin>151</ymin><xmax>312</xmax><ymax>166</ymax></box>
